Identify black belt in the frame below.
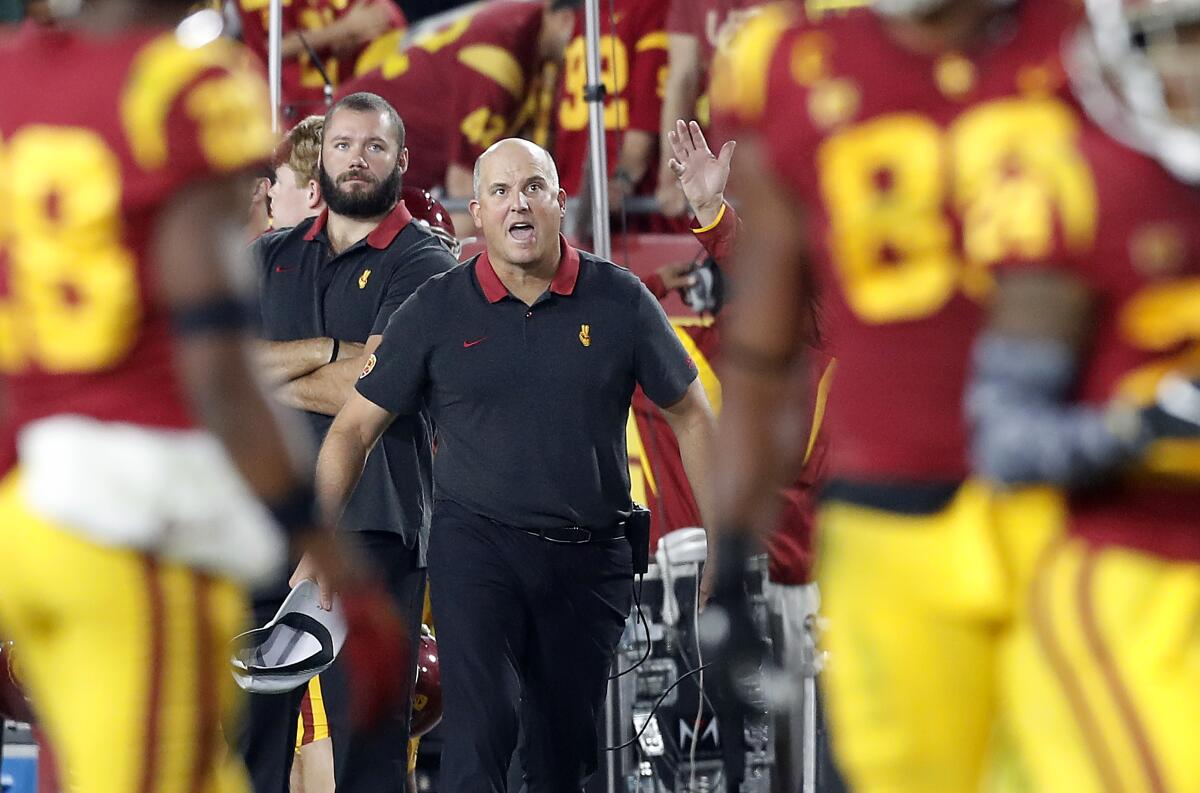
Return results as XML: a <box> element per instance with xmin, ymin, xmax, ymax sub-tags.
<box><xmin>518</xmin><ymin>521</ymin><xmax>627</xmax><ymax>544</ymax></box>
<box><xmin>820</xmin><ymin>478</ymin><xmax>963</xmax><ymax>515</ymax></box>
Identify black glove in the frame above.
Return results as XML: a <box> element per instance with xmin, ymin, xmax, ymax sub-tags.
<box><xmin>698</xmin><ymin>533</ymin><xmax>768</xmax><ymax>792</ymax></box>
<box><xmin>1141</xmin><ymin>374</ymin><xmax>1200</xmax><ymax>441</ymax></box>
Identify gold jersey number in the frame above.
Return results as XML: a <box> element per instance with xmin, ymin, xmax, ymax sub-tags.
<box><xmin>817</xmin><ymin>97</ymin><xmax>1098</xmax><ymax>324</ymax></box>
<box><xmin>0</xmin><ymin>127</ymin><xmax>140</xmax><ymax>374</ymax></box>
<box><xmin>558</xmin><ymin>34</ymin><xmax>630</xmax><ymax>133</ymax></box>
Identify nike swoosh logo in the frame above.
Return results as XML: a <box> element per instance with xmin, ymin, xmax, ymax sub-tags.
<box><xmin>463</xmin><ymin>338</ymin><xmax>487</xmax><ymax>348</ymax></box>
<box><xmin>274</xmin><ymin>264</ymin><xmax>300</xmax><ymax>273</ymax></box>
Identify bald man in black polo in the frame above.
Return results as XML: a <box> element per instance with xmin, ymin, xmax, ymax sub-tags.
<box><xmin>315</xmin><ymin>138</ymin><xmax>716</xmax><ymax>792</ymax></box>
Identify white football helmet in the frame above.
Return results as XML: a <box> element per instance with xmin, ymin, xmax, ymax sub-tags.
<box><xmin>1077</xmin><ymin>0</ymin><xmax>1200</xmax><ymax>181</ymax></box>
<box><xmin>874</xmin><ymin>0</ymin><xmax>958</xmax><ymax>17</ymax></box>
<box><xmin>873</xmin><ymin>0</ymin><xmax>1015</xmax><ymax>20</ymax></box>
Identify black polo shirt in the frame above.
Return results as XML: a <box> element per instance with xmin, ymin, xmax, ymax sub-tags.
<box><xmin>357</xmin><ymin>237</ymin><xmax>699</xmax><ymax>530</ymax></box>
<box><xmin>255</xmin><ymin>201</ymin><xmax>456</xmax><ymax>550</ymax></box>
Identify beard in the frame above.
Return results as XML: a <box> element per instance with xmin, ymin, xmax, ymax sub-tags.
<box><xmin>319</xmin><ymin>163</ymin><xmax>403</xmax><ymax>219</ymax></box>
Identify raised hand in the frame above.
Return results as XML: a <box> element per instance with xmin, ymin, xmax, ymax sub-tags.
<box><xmin>666</xmin><ymin>119</ymin><xmax>736</xmax><ymax>227</ymax></box>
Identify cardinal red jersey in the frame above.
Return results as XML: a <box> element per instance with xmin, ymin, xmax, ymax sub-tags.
<box><xmin>630</xmin><ymin>335</ymin><xmax>829</xmax><ymax>584</ymax></box>
<box><xmin>0</xmin><ymin>25</ymin><xmax>275</xmax><ymax>475</ymax></box>
<box><xmin>997</xmin><ymin>123</ymin><xmax>1200</xmax><ymax>561</ymax></box>
<box><xmin>236</xmin><ymin>0</ymin><xmax>406</xmax><ymax>120</ymax></box>
<box><xmin>634</xmin><ymin>206</ymin><xmax>829</xmax><ymax>584</ymax></box>
<box><xmin>714</xmin><ymin>1</ymin><xmax>1084</xmax><ymax>485</ymax></box>
<box><xmin>554</xmin><ymin>0</ymin><xmax>668</xmax><ymax>197</ymax></box>
<box><xmin>339</xmin><ymin>0</ymin><xmax>548</xmax><ymax>190</ymax></box>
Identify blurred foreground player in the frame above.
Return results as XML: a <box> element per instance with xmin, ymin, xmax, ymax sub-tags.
<box><xmin>0</xmin><ymin>3</ymin><xmax>404</xmax><ymax>793</ymax></box>
<box><xmin>967</xmin><ymin>2</ymin><xmax>1200</xmax><ymax>789</ymax></box>
<box><xmin>706</xmin><ymin>1</ymin><xmax>1088</xmax><ymax>791</ymax></box>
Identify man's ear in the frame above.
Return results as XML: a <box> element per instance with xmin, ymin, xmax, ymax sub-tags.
<box><xmin>469</xmin><ymin>199</ymin><xmax>484</xmax><ymax>231</ymax></box>
<box><xmin>307</xmin><ymin>179</ymin><xmax>323</xmax><ymax>209</ymax></box>
<box><xmin>398</xmin><ymin>146</ymin><xmax>410</xmax><ymax>174</ymax></box>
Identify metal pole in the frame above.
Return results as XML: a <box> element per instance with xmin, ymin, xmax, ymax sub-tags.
<box><xmin>582</xmin><ymin>0</ymin><xmax>611</xmax><ymax>261</ymax></box>
<box><xmin>268</xmin><ymin>0</ymin><xmax>283</xmax><ymax>133</ymax></box>
<box><xmin>585</xmin><ymin>5</ymin><xmax>614</xmax><ymax>781</ymax></box>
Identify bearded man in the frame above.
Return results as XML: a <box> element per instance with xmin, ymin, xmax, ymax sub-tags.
<box><xmin>245</xmin><ymin>91</ymin><xmax>457</xmax><ymax>793</ymax></box>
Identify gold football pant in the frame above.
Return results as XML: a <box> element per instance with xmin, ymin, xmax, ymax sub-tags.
<box><xmin>997</xmin><ymin>536</ymin><xmax>1200</xmax><ymax>793</ymax></box>
<box><xmin>0</xmin><ymin>470</ymin><xmax>250</xmax><ymax>793</ymax></box>
<box><xmin>816</xmin><ymin>480</ymin><xmax>1063</xmax><ymax>793</ymax></box>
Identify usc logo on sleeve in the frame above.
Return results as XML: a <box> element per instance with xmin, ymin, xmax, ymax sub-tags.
<box><xmin>121</xmin><ymin>34</ymin><xmax>275</xmax><ymax>173</ymax></box>
<box><xmin>709</xmin><ymin>3</ymin><xmax>797</xmax><ymax>126</ymax></box>
<box><xmin>360</xmin><ymin>354</ymin><xmax>377</xmax><ymax>379</ymax></box>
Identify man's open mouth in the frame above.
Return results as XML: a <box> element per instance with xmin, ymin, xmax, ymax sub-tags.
<box><xmin>508</xmin><ymin>222</ymin><xmax>535</xmax><ymax>242</ymax></box>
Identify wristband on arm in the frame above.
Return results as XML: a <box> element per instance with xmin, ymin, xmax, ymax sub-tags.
<box><xmin>266</xmin><ymin>481</ymin><xmax>319</xmax><ymax>538</ymax></box>
<box><xmin>171</xmin><ymin>297</ymin><xmax>253</xmax><ymax>336</ymax></box>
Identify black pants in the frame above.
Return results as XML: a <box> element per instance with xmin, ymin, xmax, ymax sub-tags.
<box><xmin>237</xmin><ymin>531</ymin><xmax>426</xmax><ymax>793</ymax></box>
<box><xmin>429</xmin><ymin>500</ymin><xmax>633</xmax><ymax>793</ymax></box>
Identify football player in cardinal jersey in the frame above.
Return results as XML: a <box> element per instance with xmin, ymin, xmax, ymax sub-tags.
<box><xmin>706</xmin><ymin>1</ymin><xmax>1089</xmax><ymax>791</ymax></box>
<box><xmin>0</xmin><ymin>4</ymin><xmax>406</xmax><ymax>793</ymax></box>
<box><xmin>552</xmin><ymin>0</ymin><xmax>668</xmax><ymax>216</ymax></box>
<box><xmin>654</xmin><ymin>0</ymin><xmax>765</xmax><ymax>217</ymax></box>
<box><xmin>338</xmin><ymin>0</ymin><xmax>580</xmax><ymax>230</ymax></box>
<box><xmin>966</xmin><ymin>1</ymin><xmax>1200</xmax><ymax>789</ymax></box>
<box><xmin>235</xmin><ymin>0</ymin><xmax>406</xmax><ymax>121</ymax></box>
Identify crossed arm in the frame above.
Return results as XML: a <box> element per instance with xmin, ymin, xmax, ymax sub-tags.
<box><xmin>256</xmin><ymin>335</ymin><xmax>376</xmax><ymax>416</ymax></box>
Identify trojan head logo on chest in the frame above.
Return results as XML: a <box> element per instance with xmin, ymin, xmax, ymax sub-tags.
<box><xmin>579</xmin><ymin>324</ymin><xmax>591</xmax><ymax>347</ymax></box>
<box><xmin>358</xmin><ymin>269</ymin><xmax>372</xmax><ymax>289</ymax></box>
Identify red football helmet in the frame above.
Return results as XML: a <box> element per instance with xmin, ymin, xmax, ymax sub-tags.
<box><xmin>0</xmin><ymin>641</ymin><xmax>35</xmax><ymax>724</ymax></box>
<box><xmin>410</xmin><ymin>626</ymin><xmax>442</xmax><ymax>738</ymax></box>
<box><xmin>402</xmin><ymin>187</ymin><xmax>461</xmax><ymax>259</ymax></box>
